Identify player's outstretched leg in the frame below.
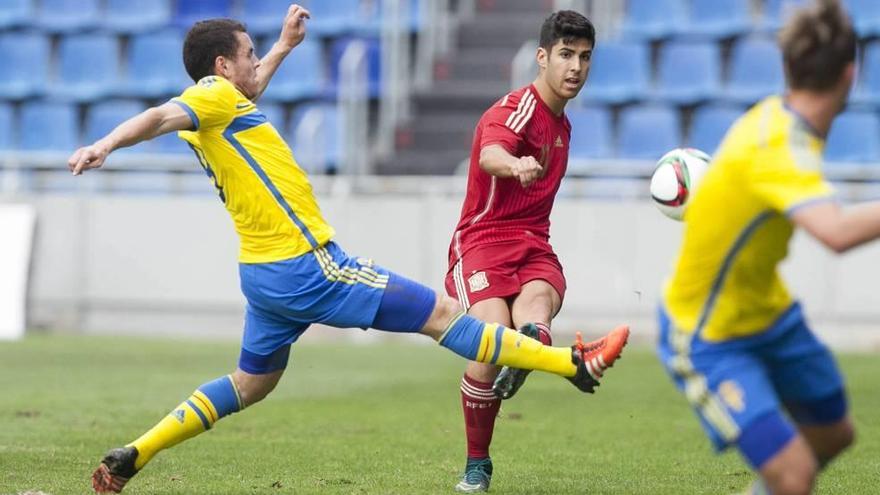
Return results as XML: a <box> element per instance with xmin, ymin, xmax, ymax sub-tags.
<box><xmin>491</xmin><ymin>323</ymin><xmax>542</xmax><ymax>400</ymax></box>
<box><xmin>564</xmin><ymin>325</ymin><xmax>630</xmax><ymax>394</ymax></box>
<box><xmin>92</xmin><ymin>447</ymin><xmax>139</xmax><ymax>494</ymax></box>
<box><xmin>454</xmin><ymin>457</ymin><xmax>493</xmax><ymax>493</ymax></box>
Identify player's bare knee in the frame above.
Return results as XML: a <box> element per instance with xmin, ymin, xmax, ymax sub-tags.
<box><xmin>232</xmin><ymin>369</ymin><xmax>282</xmax><ymax>407</ymax></box>
<box><xmin>770</xmin><ymin>470</ymin><xmax>816</xmax><ymax>495</ymax></box>
<box><xmin>832</xmin><ymin>420</ymin><xmax>856</xmax><ymax>455</ymax></box>
<box><xmin>420</xmin><ymin>294</ymin><xmax>463</xmax><ymax>340</ymax></box>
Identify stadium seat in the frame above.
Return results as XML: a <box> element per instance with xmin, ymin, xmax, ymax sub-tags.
<box><xmin>287</xmin><ymin>103</ymin><xmax>341</xmax><ymax>174</ymax></box>
<box><xmin>621</xmin><ymin>0</ymin><xmax>687</xmax><ymax>40</ymax></box>
<box><xmin>0</xmin><ymin>0</ymin><xmax>32</xmax><ymax>29</ymax></box>
<box><xmin>36</xmin><ymin>0</ymin><xmax>98</xmax><ymax>33</ymax></box>
<box><xmin>825</xmin><ymin>110</ymin><xmax>880</xmax><ymax>163</ymax></box>
<box><xmin>256</xmin><ymin>103</ymin><xmax>286</xmax><ymax>133</ymax></box>
<box><xmin>306</xmin><ymin>0</ymin><xmax>361</xmax><ymax>37</ymax></box>
<box><xmin>655</xmin><ymin>41</ymin><xmax>721</xmax><ymax>104</ymax></box>
<box><xmin>105</xmin><ymin>0</ymin><xmax>171</xmax><ymax>33</ymax></box>
<box><xmin>853</xmin><ymin>41</ymin><xmax>880</xmax><ymax>105</ymax></box>
<box><xmin>567</xmin><ymin>106</ymin><xmax>613</xmax><ymax>166</ymax></box>
<box><xmin>261</xmin><ymin>39</ymin><xmax>327</xmax><ymax>102</ymax></box>
<box><xmin>123</xmin><ymin>31</ymin><xmax>190</xmax><ymax>98</ymax></box>
<box><xmin>0</xmin><ymin>103</ymin><xmax>13</xmax><ymax>150</ymax></box>
<box><xmin>0</xmin><ymin>32</ymin><xmax>49</xmax><ymax>100</ymax></box>
<box><xmin>677</xmin><ymin>0</ymin><xmax>751</xmax><ymax>39</ymax></box>
<box><xmin>153</xmin><ymin>131</ymin><xmax>193</xmax><ymax>155</ymax></box>
<box><xmin>617</xmin><ymin>105</ymin><xmax>681</xmax><ymax>160</ymax></box>
<box><xmin>19</xmin><ymin>101</ymin><xmax>79</xmax><ymax>151</ymax></box>
<box><xmin>355</xmin><ymin>0</ymin><xmax>425</xmax><ymax>36</ymax></box>
<box><xmin>578</xmin><ymin>41</ymin><xmax>650</xmax><ymax>105</ymax></box>
<box><xmin>85</xmin><ymin>101</ymin><xmax>149</xmax><ymax>153</ymax></box>
<box><xmin>688</xmin><ymin>104</ymin><xmax>743</xmax><ymax>154</ymax></box>
<box><xmin>846</xmin><ymin>0</ymin><xmax>880</xmax><ymax>37</ymax></box>
<box><xmin>722</xmin><ymin>37</ymin><xmax>785</xmax><ymax>104</ymax></box>
<box><xmin>173</xmin><ymin>0</ymin><xmax>233</xmax><ymax>29</ymax></box>
<box><xmin>51</xmin><ymin>34</ymin><xmax>121</xmax><ymax>102</ymax></box>
<box><xmin>241</xmin><ymin>0</ymin><xmax>295</xmax><ymax>35</ymax></box>
<box><xmin>760</xmin><ymin>0</ymin><xmax>809</xmax><ymax>31</ymax></box>
<box><xmin>329</xmin><ymin>37</ymin><xmax>382</xmax><ymax>98</ymax></box>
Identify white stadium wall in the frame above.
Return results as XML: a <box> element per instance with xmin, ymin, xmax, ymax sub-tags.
<box><xmin>10</xmin><ymin>191</ymin><xmax>880</xmax><ymax>350</ymax></box>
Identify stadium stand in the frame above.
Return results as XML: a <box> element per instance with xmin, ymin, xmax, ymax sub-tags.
<box><xmin>52</xmin><ymin>33</ymin><xmax>122</xmax><ymax>102</ymax></box>
<box><xmin>123</xmin><ymin>30</ymin><xmax>190</xmax><ymax>99</ymax></box>
<box><xmin>688</xmin><ymin>104</ymin><xmax>744</xmax><ymax>154</ymax></box>
<box><xmin>287</xmin><ymin>103</ymin><xmax>342</xmax><ymax>174</ymax></box>
<box><xmin>0</xmin><ymin>0</ymin><xmax>31</xmax><ymax>29</ymax></box>
<box><xmin>19</xmin><ymin>101</ymin><xmax>78</xmax><ymax>151</ymax></box>
<box><xmin>36</xmin><ymin>0</ymin><xmax>99</xmax><ymax>33</ymax></box>
<box><xmin>104</xmin><ymin>0</ymin><xmax>171</xmax><ymax>33</ymax></box>
<box><xmin>0</xmin><ymin>32</ymin><xmax>49</xmax><ymax>100</ymax></box>
<box><xmin>0</xmin><ymin>103</ymin><xmax>13</xmax><ymax>151</ymax></box>
<box><xmin>677</xmin><ymin>0</ymin><xmax>752</xmax><ymax>40</ymax></box>
<box><xmin>617</xmin><ymin>105</ymin><xmax>681</xmax><ymax>160</ymax></box>
<box><xmin>825</xmin><ymin>110</ymin><xmax>880</xmax><ymax>163</ymax></box>
<box><xmin>722</xmin><ymin>36</ymin><xmax>785</xmax><ymax>104</ymax></box>
<box><xmin>567</xmin><ymin>106</ymin><xmax>613</xmax><ymax>166</ymax></box>
<box><xmin>173</xmin><ymin>0</ymin><xmax>233</xmax><ymax>29</ymax></box>
<box><xmin>260</xmin><ymin>38</ymin><xmax>327</xmax><ymax>102</ymax></box>
<box><xmin>621</xmin><ymin>0</ymin><xmax>687</xmax><ymax>41</ymax></box>
<box><xmin>655</xmin><ymin>40</ymin><xmax>722</xmax><ymax>105</ymax></box>
<box><xmin>577</xmin><ymin>41</ymin><xmax>650</xmax><ymax>105</ymax></box>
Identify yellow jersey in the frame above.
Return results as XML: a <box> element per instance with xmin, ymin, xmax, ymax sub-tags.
<box><xmin>171</xmin><ymin>76</ymin><xmax>334</xmax><ymax>263</ymax></box>
<box><xmin>663</xmin><ymin>96</ymin><xmax>834</xmax><ymax>341</ymax></box>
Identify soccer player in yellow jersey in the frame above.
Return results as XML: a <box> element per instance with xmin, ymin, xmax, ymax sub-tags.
<box><xmin>658</xmin><ymin>1</ymin><xmax>874</xmax><ymax>494</ymax></box>
<box><xmin>67</xmin><ymin>5</ymin><xmax>628</xmax><ymax>494</ymax></box>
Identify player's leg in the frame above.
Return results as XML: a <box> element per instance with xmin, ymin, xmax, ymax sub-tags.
<box><xmin>454</xmin><ymin>298</ymin><xmax>512</xmax><ymax>493</ymax></box>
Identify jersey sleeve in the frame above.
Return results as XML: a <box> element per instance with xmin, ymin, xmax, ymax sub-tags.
<box><xmin>479</xmin><ymin>92</ymin><xmax>530</xmax><ymax>154</ymax></box>
<box><xmin>748</xmin><ymin>130</ymin><xmax>835</xmax><ymax>214</ymax></box>
<box><xmin>171</xmin><ymin>76</ymin><xmax>238</xmax><ymax>131</ymax></box>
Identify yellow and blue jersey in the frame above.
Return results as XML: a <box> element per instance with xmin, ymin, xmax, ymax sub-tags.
<box><xmin>171</xmin><ymin>76</ymin><xmax>334</xmax><ymax>263</ymax></box>
<box><xmin>663</xmin><ymin>96</ymin><xmax>835</xmax><ymax>342</ymax></box>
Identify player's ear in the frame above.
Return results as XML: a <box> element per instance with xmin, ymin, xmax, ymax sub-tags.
<box><xmin>536</xmin><ymin>47</ymin><xmax>548</xmax><ymax>71</ymax></box>
<box><xmin>214</xmin><ymin>55</ymin><xmax>228</xmax><ymax>76</ymax></box>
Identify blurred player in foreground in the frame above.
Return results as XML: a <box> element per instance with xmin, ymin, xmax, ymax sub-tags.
<box><xmin>657</xmin><ymin>1</ymin><xmax>870</xmax><ymax>493</ymax></box>
<box><xmin>444</xmin><ymin>10</ymin><xmax>629</xmax><ymax>493</ymax></box>
<box><xmin>66</xmin><ymin>5</ymin><xmax>629</xmax><ymax>494</ymax></box>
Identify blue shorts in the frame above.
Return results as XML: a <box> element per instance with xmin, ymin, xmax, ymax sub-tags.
<box><xmin>656</xmin><ymin>303</ymin><xmax>847</xmax><ymax>465</ymax></box>
<box><xmin>238</xmin><ymin>242</ymin><xmax>436</xmax><ymax>374</ymax></box>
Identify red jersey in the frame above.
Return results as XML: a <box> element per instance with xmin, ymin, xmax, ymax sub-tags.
<box><xmin>449</xmin><ymin>84</ymin><xmax>571</xmax><ymax>264</ymax></box>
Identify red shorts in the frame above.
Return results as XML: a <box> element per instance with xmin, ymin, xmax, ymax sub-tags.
<box><xmin>445</xmin><ymin>240</ymin><xmax>566</xmax><ymax>309</ymax></box>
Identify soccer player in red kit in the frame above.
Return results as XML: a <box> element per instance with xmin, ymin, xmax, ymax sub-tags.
<box><xmin>444</xmin><ymin>11</ymin><xmax>630</xmax><ymax>493</ymax></box>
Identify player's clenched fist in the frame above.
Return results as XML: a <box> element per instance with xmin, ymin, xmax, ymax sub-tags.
<box><xmin>509</xmin><ymin>156</ymin><xmax>543</xmax><ymax>187</ymax></box>
<box><xmin>278</xmin><ymin>4</ymin><xmax>311</xmax><ymax>50</ymax></box>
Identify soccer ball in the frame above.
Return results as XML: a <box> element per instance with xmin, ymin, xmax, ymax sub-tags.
<box><xmin>649</xmin><ymin>148</ymin><xmax>711</xmax><ymax>221</ymax></box>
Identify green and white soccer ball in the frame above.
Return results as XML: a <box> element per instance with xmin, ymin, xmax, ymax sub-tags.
<box><xmin>649</xmin><ymin>147</ymin><xmax>711</xmax><ymax>221</ymax></box>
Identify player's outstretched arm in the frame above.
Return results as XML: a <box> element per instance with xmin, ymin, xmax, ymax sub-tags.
<box><xmin>253</xmin><ymin>4</ymin><xmax>311</xmax><ymax>102</ymax></box>
<box><xmin>791</xmin><ymin>200</ymin><xmax>880</xmax><ymax>253</ymax></box>
<box><xmin>479</xmin><ymin>144</ymin><xmax>543</xmax><ymax>187</ymax></box>
<box><xmin>68</xmin><ymin>102</ymin><xmax>193</xmax><ymax>176</ymax></box>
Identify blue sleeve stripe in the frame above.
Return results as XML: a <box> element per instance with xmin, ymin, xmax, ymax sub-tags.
<box><xmin>185</xmin><ymin>399</ymin><xmax>212</xmax><ymax>430</ymax></box>
<box><xmin>490</xmin><ymin>324</ymin><xmax>506</xmax><ymax>364</ymax></box>
<box><xmin>171</xmin><ymin>100</ymin><xmax>199</xmax><ymax>130</ymax></box>
<box><xmin>223</xmin><ymin>115</ymin><xmax>320</xmax><ymax>249</ymax></box>
<box><xmin>785</xmin><ymin>195</ymin><xmax>836</xmax><ymax>217</ymax></box>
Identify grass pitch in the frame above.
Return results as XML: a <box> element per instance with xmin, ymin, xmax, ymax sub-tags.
<box><xmin>1</xmin><ymin>334</ymin><xmax>877</xmax><ymax>494</ymax></box>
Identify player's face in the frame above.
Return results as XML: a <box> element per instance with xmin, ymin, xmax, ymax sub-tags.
<box><xmin>540</xmin><ymin>38</ymin><xmax>593</xmax><ymax>100</ymax></box>
<box><xmin>225</xmin><ymin>32</ymin><xmax>261</xmax><ymax>100</ymax></box>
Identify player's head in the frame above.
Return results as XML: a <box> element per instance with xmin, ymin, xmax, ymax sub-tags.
<box><xmin>183</xmin><ymin>19</ymin><xmax>261</xmax><ymax>99</ymax></box>
<box><xmin>779</xmin><ymin>0</ymin><xmax>856</xmax><ymax>111</ymax></box>
<box><xmin>536</xmin><ymin>10</ymin><xmax>595</xmax><ymax>101</ymax></box>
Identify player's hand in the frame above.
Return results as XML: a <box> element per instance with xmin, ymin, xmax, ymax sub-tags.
<box><xmin>509</xmin><ymin>156</ymin><xmax>543</xmax><ymax>187</ymax></box>
<box><xmin>68</xmin><ymin>142</ymin><xmax>110</xmax><ymax>176</ymax></box>
<box><xmin>278</xmin><ymin>4</ymin><xmax>311</xmax><ymax>50</ymax></box>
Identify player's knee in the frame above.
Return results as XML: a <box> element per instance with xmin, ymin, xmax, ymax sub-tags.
<box><xmin>764</xmin><ymin>453</ymin><xmax>817</xmax><ymax>495</ymax></box>
<box><xmin>420</xmin><ymin>294</ymin><xmax>464</xmax><ymax>339</ymax></box>
<box><xmin>232</xmin><ymin>369</ymin><xmax>283</xmax><ymax>407</ymax></box>
<box><xmin>830</xmin><ymin>420</ymin><xmax>856</xmax><ymax>457</ymax></box>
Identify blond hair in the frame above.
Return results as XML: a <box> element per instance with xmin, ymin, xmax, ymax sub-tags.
<box><xmin>778</xmin><ymin>0</ymin><xmax>856</xmax><ymax>91</ymax></box>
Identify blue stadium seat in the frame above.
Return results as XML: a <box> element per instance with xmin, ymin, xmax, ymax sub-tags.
<box><xmin>621</xmin><ymin>0</ymin><xmax>687</xmax><ymax>40</ymax></box>
<box><xmin>19</xmin><ymin>101</ymin><xmax>79</xmax><ymax>151</ymax></box>
<box><xmin>173</xmin><ymin>0</ymin><xmax>233</xmax><ymax>29</ymax></box>
<box><xmin>760</xmin><ymin>0</ymin><xmax>809</xmax><ymax>31</ymax></box>
<box><xmin>329</xmin><ymin>37</ymin><xmax>381</xmax><ymax>98</ymax></box>
<box><xmin>36</xmin><ymin>0</ymin><xmax>98</xmax><ymax>33</ymax></box>
<box><xmin>578</xmin><ymin>41</ymin><xmax>649</xmax><ymax>105</ymax></box>
<box><xmin>355</xmin><ymin>0</ymin><xmax>425</xmax><ymax>36</ymax></box>
<box><xmin>241</xmin><ymin>0</ymin><xmax>294</xmax><ymax>35</ymax></box>
<box><xmin>853</xmin><ymin>41</ymin><xmax>880</xmax><ymax>105</ymax></box>
<box><xmin>617</xmin><ymin>105</ymin><xmax>681</xmax><ymax>160</ymax></box>
<box><xmin>153</xmin><ymin>131</ymin><xmax>192</xmax><ymax>155</ymax></box>
<box><xmin>825</xmin><ymin>110</ymin><xmax>880</xmax><ymax>163</ymax></box>
<box><xmin>85</xmin><ymin>100</ymin><xmax>149</xmax><ymax>153</ymax></box>
<box><xmin>123</xmin><ymin>31</ymin><xmax>190</xmax><ymax>98</ymax></box>
<box><xmin>722</xmin><ymin>37</ymin><xmax>785</xmax><ymax>104</ymax></box>
<box><xmin>0</xmin><ymin>32</ymin><xmax>49</xmax><ymax>100</ymax></box>
<box><xmin>677</xmin><ymin>0</ymin><xmax>751</xmax><ymax>39</ymax></box>
<box><xmin>307</xmin><ymin>0</ymin><xmax>361</xmax><ymax>37</ymax></box>
<box><xmin>256</xmin><ymin>103</ymin><xmax>286</xmax><ymax>133</ymax></box>
<box><xmin>51</xmin><ymin>34</ymin><xmax>121</xmax><ymax>102</ymax></box>
<box><xmin>0</xmin><ymin>103</ymin><xmax>14</xmax><ymax>150</ymax></box>
<box><xmin>567</xmin><ymin>106</ymin><xmax>613</xmax><ymax>165</ymax></box>
<box><xmin>688</xmin><ymin>104</ymin><xmax>743</xmax><ymax>154</ymax></box>
<box><xmin>287</xmin><ymin>103</ymin><xmax>341</xmax><ymax>174</ymax></box>
<box><xmin>846</xmin><ymin>0</ymin><xmax>880</xmax><ymax>37</ymax></box>
<box><xmin>105</xmin><ymin>0</ymin><xmax>170</xmax><ymax>33</ymax></box>
<box><xmin>0</xmin><ymin>0</ymin><xmax>32</xmax><ymax>29</ymax></box>
<box><xmin>655</xmin><ymin>41</ymin><xmax>721</xmax><ymax>104</ymax></box>
<box><xmin>261</xmin><ymin>39</ymin><xmax>326</xmax><ymax>102</ymax></box>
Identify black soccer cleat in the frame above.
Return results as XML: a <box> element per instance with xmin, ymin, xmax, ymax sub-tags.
<box><xmin>492</xmin><ymin>323</ymin><xmax>542</xmax><ymax>400</ymax></box>
<box><xmin>91</xmin><ymin>446</ymin><xmax>139</xmax><ymax>494</ymax></box>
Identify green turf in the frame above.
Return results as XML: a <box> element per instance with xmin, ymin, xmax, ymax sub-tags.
<box><xmin>0</xmin><ymin>335</ymin><xmax>877</xmax><ymax>494</ymax></box>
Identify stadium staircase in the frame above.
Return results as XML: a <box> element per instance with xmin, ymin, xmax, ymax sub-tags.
<box><xmin>378</xmin><ymin>0</ymin><xmax>554</xmax><ymax>174</ymax></box>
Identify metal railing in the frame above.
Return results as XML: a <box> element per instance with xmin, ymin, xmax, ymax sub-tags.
<box><xmin>339</xmin><ymin>40</ymin><xmax>370</xmax><ymax>175</ymax></box>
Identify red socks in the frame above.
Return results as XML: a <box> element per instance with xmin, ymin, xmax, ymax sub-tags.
<box><xmin>460</xmin><ymin>374</ymin><xmax>501</xmax><ymax>459</ymax></box>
